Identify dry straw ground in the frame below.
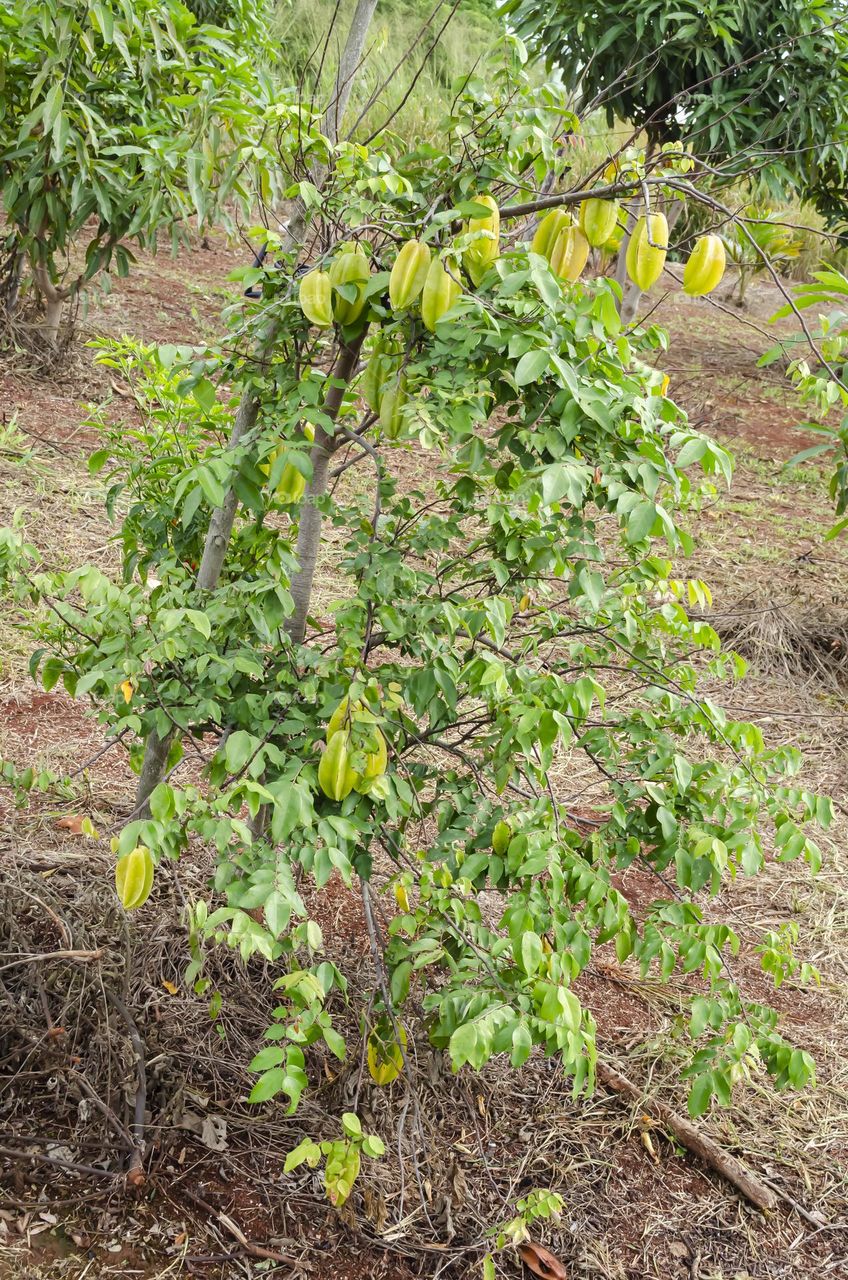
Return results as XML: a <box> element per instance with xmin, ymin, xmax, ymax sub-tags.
<box><xmin>0</xmin><ymin>251</ymin><xmax>846</xmax><ymax>1279</ymax></box>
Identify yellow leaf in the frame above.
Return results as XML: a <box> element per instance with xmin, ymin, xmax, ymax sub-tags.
<box><xmin>367</xmin><ymin>1022</ymin><xmax>407</xmax><ymax>1086</ymax></box>
<box><xmin>640</xmin><ymin>1124</ymin><xmax>659</xmax><ymax>1163</ymax></box>
<box><xmin>393</xmin><ymin>882</ymin><xmax>409</xmax><ymax>912</ymax></box>
<box><xmin>120</xmin><ymin>680</ymin><xmax>133</xmax><ymax>704</ymax></box>
<box><xmin>162</xmin><ymin>980</ymin><xmax>178</xmax><ymax>996</ymax></box>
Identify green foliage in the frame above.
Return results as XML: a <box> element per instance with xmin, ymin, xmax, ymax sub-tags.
<box><xmin>284</xmin><ymin>1113</ymin><xmax>385</xmax><ymax>1206</ymax></box>
<box><xmin>0</xmin><ymin>42</ymin><xmax>829</xmax><ymax>1207</ymax></box>
<box><xmin>490</xmin><ymin>1187</ymin><xmax>564</xmax><ymax>1248</ymax></box>
<box><xmin>764</xmin><ymin>267</ymin><xmax>848</xmax><ymax>528</ymax></box>
<box><xmin>722</xmin><ymin>206</ymin><xmax>802</xmax><ymax>304</ymax></box>
<box><xmin>0</xmin><ymin>0</ymin><xmax>276</xmax><ymax>316</ymax></box>
<box><xmin>503</xmin><ymin>0</ymin><xmax>848</xmax><ymax>223</ymax></box>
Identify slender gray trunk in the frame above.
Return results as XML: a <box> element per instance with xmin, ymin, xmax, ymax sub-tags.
<box><xmin>3</xmin><ymin>253</ymin><xmax>24</xmax><ymax>318</ymax></box>
<box><xmin>134</xmin><ymin>2</ymin><xmax>380</xmax><ymax>813</ymax></box>
<box><xmin>286</xmin><ymin>335</ymin><xmax>366</xmax><ymax>644</ymax></box>
<box><xmin>324</xmin><ymin>0</ymin><xmax>380</xmax><ymax>146</ymax></box>
<box><xmin>287</xmin><ymin>444</ymin><xmax>332</xmax><ymax>645</ymax></box>
<box><xmin>195</xmin><ymin>393</ymin><xmax>261</xmax><ymax>588</ymax></box>
<box><xmin>134</xmin><ymin>726</ymin><xmax>173</xmax><ymax>819</ymax></box>
<box><xmin>30</xmin><ymin>261</ymin><xmax>70</xmax><ymax>345</ymax></box>
<box><xmin>42</xmin><ymin>296</ymin><xmax>64</xmax><ymax>345</ymax></box>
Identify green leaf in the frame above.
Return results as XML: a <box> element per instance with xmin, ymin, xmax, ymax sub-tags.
<box><xmin>626</xmin><ymin>500</ymin><xmax>656</xmax><ymax>543</ymax></box>
<box><xmin>520</xmin><ymin>930</ymin><xmax>544</xmax><ymax>976</ymax></box>
<box><xmin>248</xmin><ymin>1068</ymin><xmax>285</xmax><ymax>1103</ymax></box>
<box><xmin>149</xmin><ymin>783</ymin><xmax>174</xmax><ymax>822</ymax></box>
<box><xmin>341</xmin><ymin>1112</ymin><xmax>362</xmax><ymax>1139</ymax></box>
<box><xmin>224</xmin><ymin>730</ymin><xmax>257</xmax><ymax>774</ymax></box>
<box><xmin>249</xmin><ymin>1045</ymin><xmax>284</xmax><ymax>1072</ymax></box>
<box><xmin>514</xmin><ymin>348</ymin><xmax>549</xmax><ymax>385</ymax></box>
<box><xmin>449</xmin><ymin>1018</ymin><xmax>492</xmax><ymax>1070</ymax></box>
<box><xmin>323</xmin><ymin>1025</ymin><xmax>347</xmax><ymax>1060</ymax></box>
<box><xmin>687</xmin><ymin>1073</ymin><xmax>714</xmax><ymax>1118</ymax></box>
<box><xmin>284</xmin><ymin>1136</ymin><xmax>321</xmax><ymax>1172</ymax></box>
<box><xmin>362</xmin><ymin>1134</ymin><xmax>385</xmax><ymax>1158</ymax></box>
<box><xmin>510</xmin><ymin>1021</ymin><xmax>533</xmax><ymax>1068</ymax></box>
<box><xmin>264</xmin><ymin>890</ymin><xmax>291</xmax><ymax>938</ymax></box>
<box><xmin>193</xmin><ymin>378</ymin><xmax>217</xmax><ymax>413</ymax></box>
<box><xmin>675</xmin><ymin>438</ymin><xmax>707</xmax><ymax>469</ymax></box>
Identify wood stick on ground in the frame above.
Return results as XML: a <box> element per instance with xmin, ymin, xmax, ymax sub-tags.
<box><xmin>596</xmin><ymin>1060</ymin><xmax>778</xmax><ymax>1213</ymax></box>
<box><xmin>182</xmin><ymin>1187</ymin><xmax>306</xmax><ymax>1268</ymax></box>
<box><xmin>0</xmin><ymin>1143</ymin><xmax>118</xmax><ymax>1180</ymax></box>
<box><xmin>0</xmin><ymin>947</ymin><xmax>101</xmax><ymax>973</ymax></box>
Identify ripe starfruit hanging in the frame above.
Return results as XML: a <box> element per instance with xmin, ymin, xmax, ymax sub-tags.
<box><xmin>318</xmin><ymin>730</ymin><xmax>358</xmax><ymax>802</ymax></box>
<box><xmin>260</xmin><ymin>424</ymin><xmax>315</xmax><ymax>503</ymax></box>
<box><xmin>548</xmin><ymin>225</ymin><xmax>590</xmax><ymax>282</ymax></box>
<box><xmin>579</xmin><ymin>197</ymin><xmax>619</xmax><ymax>248</ymax></box>
<box><xmin>115</xmin><ymin>845</ymin><xmax>155</xmax><ymax>910</ymax></box>
<box><xmin>379</xmin><ymin>373</ymin><xmax>408</xmax><ymax>439</ymax></box>
<box><xmin>298</xmin><ymin>270</ymin><xmax>333</xmax><ymax>327</ymax></box>
<box><xmin>683</xmin><ymin>234</ymin><xmax>726</xmax><ymax>297</ymax></box>
<box><xmin>492</xmin><ymin>820</ymin><xmax>512</xmax><ymax>856</ymax></box>
<box><xmin>420</xmin><ymin>257</ymin><xmax>461</xmax><ymax>332</ymax></box>
<box><xmin>625</xmin><ymin>213</ymin><xmax>668</xmax><ymax>291</ymax></box>
<box><xmin>329</xmin><ymin>245</ymin><xmax>370</xmax><ymax>326</ymax></box>
<box><xmin>530</xmin><ymin>208</ymin><xmax>570</xmax><ymax>259</ymax></box>
<box><xmin>353</xmin><ymin>726</ymin><xmax>387</xmax><ymax>793</ymax></box>
<box><xmin>463</xmin><ymin>193</ymin><xmax>500</xmax><ymax>286</ymax></box>
<box><xmin>389</xmin><ymin>239</ymin><xmax>431</xmax><ymax>310</ymax></box>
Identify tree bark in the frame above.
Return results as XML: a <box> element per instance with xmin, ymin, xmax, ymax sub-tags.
<box><xmin>133</xmin><ymin>724</ymin><xmax>174</xmax><ymax>819</ymax></box>
<box><xmin>42</xmin><ymin>297</ymin><xmax>64</xmax><ymax>345</ymax></box>
<box><xmin>323</xmin><ymin>0</ymin><xmax>380</xmax><ymax>146</ymax></box>
<box><xmin>195</xmin><ymin>392</ymin><xmax>261</xmax><ymax>589</ymax></box>
<box><xmin>3</xmin><ymin>252</ymin><xmax>25</xmax><ymax>318</ymax></box>
<box><xmin>30</xmin><ymin>262</ymin><xmax>71</xmax><ymax>345</ymax></box>
<box><xmin>286</xmin><ymin>333</ymin><xmax>366</xmax><ymax>644</ymax></box>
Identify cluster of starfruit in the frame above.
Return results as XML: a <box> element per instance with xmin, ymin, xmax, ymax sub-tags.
<box><xmin>317</xmin><ymin>696</ymin><xmax>389</xmax><ymax>802</ymax></box>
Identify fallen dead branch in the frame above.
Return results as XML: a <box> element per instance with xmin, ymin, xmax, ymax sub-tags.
<box><xmin>0</xmin><ymin>947</ymin><xmax>102</xmax><ymax>973</ymax></box>
<box><xmin>596</xmin><ymin>1060</ymin><xmax>777</xmax><ymax>1213</ymax></box>
<box><xmin>182</xmin><ymin>1186</ymin><xmax>308</xmax><ymax>1269</ymax></box>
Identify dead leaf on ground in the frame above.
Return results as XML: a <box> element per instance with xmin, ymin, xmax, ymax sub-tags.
<box><xmin>55</xmin><ymin>814</ymin><xmax>87</xmax><ymax>835</ymax></box>
<box><xmin>518</xmin><ymin>1240</ymin><xmax>567</xmax><ymax>1280</ymax></box>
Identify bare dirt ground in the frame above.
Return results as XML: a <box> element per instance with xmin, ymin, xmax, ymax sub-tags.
<box><xmin>0</xmin><ymin>253</ymin><xmax>847</xmax><ymax>1279</ymax></box>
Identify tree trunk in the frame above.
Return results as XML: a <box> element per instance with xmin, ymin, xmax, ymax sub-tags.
<box><xmin>3</xmin><ymin>252</ymin><xmax>25</xmax><ymax>318</ymax></box>
<box><xmin>286</xmin><ymin>334</ymin><xmax>366</xmax><ymax>644</ymax></box>
<box><xmin>42</xmin><ymin>296</ymin><xmax>65</xmax><ymax>345</ymax></box>
<box><xmin>195</xmin><ymin>393</ymin><xmax>261</xmax><ymax>589</ymax></box>
<box><xmin>133</xmin><ymin>725</ymin><xmax>174</xmax><ymax>819</ymax></box>
<box><xmin>323</xmin><ymin>0</ymin><xmax>380</xmax><ymax>146</ymax></box>
<box><xmin>30</xmin><ymin>261</ymin><xmax>70</xmax><ymax>345</ymax></box>
<box><xmin>134</xmin><ymin>1</ymin><xmax>380</xmax><ymax>812</ymax></box>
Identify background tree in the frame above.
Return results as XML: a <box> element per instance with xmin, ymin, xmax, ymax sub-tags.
<box><xmin>0</xmin><ymin>0</ymin><xmax>275</xmax><ymax>345</ymax></box>
<box><xmin>503</xmin><ymin>0</ymin><xmax>848</xmax><ymax>317</ymax></box>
